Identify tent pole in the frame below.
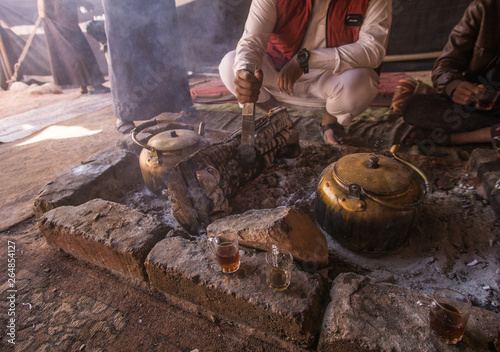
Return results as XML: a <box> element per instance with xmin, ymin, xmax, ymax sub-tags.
<box><xmin>383</xmin><ymin>51</ymin><xmax>442</xmax><ymax>63</ymax></box>
<box><xmin>7</xmin><ymin>17</ymin><xmax>41</xmax><ymax>89</ymax></box>
<box><xmin>0</xmin><ymin>30</ymin><xmax>13</xmax><ymax>81</ymax></box>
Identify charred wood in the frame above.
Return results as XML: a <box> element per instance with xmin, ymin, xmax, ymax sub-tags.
<box><xmin>168</xmin><ymin>107</ymin><xmax>300</xmax><ymax>235</ymax></box>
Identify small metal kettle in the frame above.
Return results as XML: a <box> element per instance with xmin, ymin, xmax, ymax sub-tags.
<box><xmin>132</xmin><ymin>119</ymin><xmax>210</xmax><ymax>194</ymax></box>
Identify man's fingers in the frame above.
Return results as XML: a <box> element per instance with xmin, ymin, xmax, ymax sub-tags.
<box><xmin>235</xmin><ymin>86</ymin><xmax>259</xmax><ymax>100</ymax></box>
<box><xmin>236</xmin><ymin>69</ymin><xmax>260</xmax><ymax>82</ymax></box>
<box><xmin>453</xmin><ymin>81</ymin><xmax>483</xmax><ymax>105</ymax></box>
<box><xmin>254</xmin><ymin>69</ymin><xmax>264</xmax><ymax>82</ymax></box>
<box><xmin>234</xmin><ymin>68</ymin><xmax>262</xmax><ymax>103</ymax></box>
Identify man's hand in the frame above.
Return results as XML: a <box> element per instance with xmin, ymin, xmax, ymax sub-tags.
<box><xmin>452</xmin><ymin>81</ymin><xmax>483</xmax><ymax>105</ymax></box>
<box><xmin>234</xmin><ymin>68</ymin><xmax>263</xmax><ymax>104</ymax></box>
<box><xmin>277</xmin><ymin>57</ymin><xmax>303</xmax><ymax>95</ymax></box>
<box><xmin>79</xmin><ymin>0</ymin><xmax>95</xmax><ymax>12</ymax></box>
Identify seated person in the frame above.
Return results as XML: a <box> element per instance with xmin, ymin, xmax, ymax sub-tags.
<box><xmin>402</xmin><ymin>0</ymin><xmax>500</xmax><ymax>147</ymax></box>
<box><xmin>218</xmin><ymin>0</ymin><xmax>392</xmax><ymax>145</ymax></box>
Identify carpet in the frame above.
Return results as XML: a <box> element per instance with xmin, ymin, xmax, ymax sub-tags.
<box><xmin>189</xmin><ymin>71</ymin><xmax>411</xmax><ymax>106</ymax></box>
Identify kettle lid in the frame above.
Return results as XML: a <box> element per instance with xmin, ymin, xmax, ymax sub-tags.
<box><xmin>333</xmin><ymin>153</ymin><xmax>413</xmax><ymax>195</ymax></box>
<box><xmin>147</xmin><ymin>129</ymin><xmax>200</xmax><ymax>152</ymax></box>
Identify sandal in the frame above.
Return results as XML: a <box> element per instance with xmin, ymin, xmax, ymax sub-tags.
<box><xmin>320</xmin><ymin>123</ymin><xmax>351</xmax><ymax>145</ymax></box>
<box><xmin>116</xmin><ymin>119</ymin><xmax>135</xmax><ymax>134</ymax></box>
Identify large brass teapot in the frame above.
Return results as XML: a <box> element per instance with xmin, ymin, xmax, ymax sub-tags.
<box><xmin>132</xmin><ymin>119</ymin><xmax>210</xmax><ymax>194</ymax></box>
<box><xmin>315</xmin><ymin>146</ymin><xmax>431</xmax><ymax>252</ymax></box>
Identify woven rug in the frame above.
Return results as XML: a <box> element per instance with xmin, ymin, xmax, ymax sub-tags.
<box><xmin>189</xmin><ymin>72</ymin><xmax>411</xmax><ymax>106</ymax></box>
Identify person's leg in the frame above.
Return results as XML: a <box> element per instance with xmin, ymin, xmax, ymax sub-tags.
<box><xmin>317</xmin><ymin>68</ymin><xmax>379</xmax><ymax>125</ymax></box>
<box><xmin>219</xmin><ymin>51</ymin><xmax>277</xmax><ymax>109</ymax></box>
<box><xmin>402</xmin><ymin>94</ymin><xmax>500</xmax><ymax>145</ymax></box>
<box><xmin>450</xmin><ymin>127</ymin><xmax>491</xmax><ymax>144</ymax></box>
<box><xmin>312</xmin><ymin>68</ymin><xmax>378</xmax><ymax>144</ymax></box>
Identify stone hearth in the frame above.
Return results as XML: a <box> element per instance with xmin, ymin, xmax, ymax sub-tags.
<box><xmin>34</xmin><ymin>127</ymin><xmax>500</xmax><ymax>351</ymax></box>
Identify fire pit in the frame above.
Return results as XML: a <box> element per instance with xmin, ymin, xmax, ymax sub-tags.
<box><xmin>33</xmin><ymin>110</ymin><xmax>500</xmax><ymax>349</ymax></box>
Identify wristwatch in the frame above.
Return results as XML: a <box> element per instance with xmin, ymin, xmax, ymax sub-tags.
<box><xmin>296</xmin><ymin>48</ymin><xmax>310</xmax><ymax>73</ymax></box>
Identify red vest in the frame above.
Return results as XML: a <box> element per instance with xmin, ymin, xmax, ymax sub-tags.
<box><xmin>267</xmin><ymin>0</ymin><xmax>371</xmax><ymax>70</ymax></box>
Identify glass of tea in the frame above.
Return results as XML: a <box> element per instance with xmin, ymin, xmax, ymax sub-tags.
<box><xmin>428</xmin><ymin>288</ymin><xmax>472</xmax><ymax>344</ymax></box>
<box><xmin>476</xmin><ymin>85</ymin><xmax>500</xmax><ymax>111</ymax></box>
<box><xmin>266</xmin><ymin>245</ymin><xmax>293</xmax><ymax>291</ymax></box>
<box><xmin>208</xmin><ymin>233</ymin><xmax>240</xmax><ymax>274</ymax></box>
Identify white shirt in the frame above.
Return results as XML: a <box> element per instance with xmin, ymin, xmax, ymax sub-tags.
<box><xmin>235</xmin><ymin>0</ymin><xmax>393</xmax><ymax>76</ymax></box>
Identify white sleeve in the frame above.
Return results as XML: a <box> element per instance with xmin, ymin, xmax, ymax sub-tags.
<box><xmin>309</xmin><ymin>0</ymin><xmax>393</xmax><ymax>74</ymax></box>
<box><xmin>234</xmin><ymin>0</ymin><xmax>277</xmax><ymax>73</ymax></box>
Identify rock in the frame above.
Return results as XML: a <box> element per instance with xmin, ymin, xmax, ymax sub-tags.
<box><xmin>145</xmin><ymin>236</ymin><xmax>324</xmax><ymax>347</ymax></box>
<box><xmin>469</xmin><ymin>148</ymin><xmax>500</xmax><ymax>175</ymax></box>
<box><xmin>467</xmin><ymin>149</ymin><xmax>500</xmax><ymax>216</ymax></box>
<box><xmin>206</xmin><ymin>207</ymin><xmax>329</xmax><ymax>270</ymax></box>
<box><xmin>28</xmin><ymin>82</ymin><xmax>62</xmax><ymax>95</ymax></box>
<box><xmin>481</xmin><ymin>171</ymin><xmax>500</xmax><ymax>216</ymax></box>
<box><xmin>9</xmin><ymin>81</ymin><xmax>29</xmax><ymax>91</ymax></box>
<box><xmin>318</xmin><ymin>273</ymin><xmax>500</xmax><ymax>352</ymax></box>
<box><xmin>38</xmin><ymin>199</ymin><xmax>168</xmax><ymax>284</ymax></box>
<box><xmin>33</xmin><ymin>146</ymin><xmax>141</xmax><ymax>218</ymax></box>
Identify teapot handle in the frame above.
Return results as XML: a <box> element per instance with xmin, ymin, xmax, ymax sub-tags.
<box><xmin>389</xmin><ymin>145</ymin><xmax>432</xmax><ymax>205</ymax></box>
<box><xmin>131</xmin><ymin>119</ymin><xmax>204</xmax><ymax>151</ymax></box>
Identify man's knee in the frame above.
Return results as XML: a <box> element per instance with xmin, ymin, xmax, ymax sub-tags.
<box><xmin>219</xmin><ymin>50</ymin><xmax>237</xmax><ymax>93</ymax></box>
<box><xmin>325</xmin><ymin>68</ymin><xmax>378</xmax><ymax>114</ymax></box>
<box><xmin>344</xmin><ymin>68</ymin><xmax>379</xmax><ymax>95</ymax></box>
<box><xmin>402</xmin><ymin>94</ymin><xmax>440</xmax><ymax>126</ymax></box>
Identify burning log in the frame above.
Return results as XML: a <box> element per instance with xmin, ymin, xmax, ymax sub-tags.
<box><xmin>168</xmin><ymin>107</ymin><xmax>300</xmax><ymax>235</ymax></box>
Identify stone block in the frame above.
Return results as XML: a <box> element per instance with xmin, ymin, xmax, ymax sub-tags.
<box><xmin>481</xmin><ymin>171</ymin><xmax>500</xmax><ymax>216</ymax></box>
<box><xmin>33</xmin><ymin>146</ymin><xmax>141</xmax><ymax>218</ymax></box>
<box><xmin>206</xmin><ymin>207</ymin><xmax>329</xmax><ymax>270</ymax></box>
<box><xmin>145</xmin><ymin>236</ymin><xmax>324</xmax><ymax>347</ymax></box>
<box><xmin>318</xmin><ymin>273</ymin><xmax>500</xmax><ymax>352</ymax></box>
<box><xmin>38</xmin><ymin>199</ymin><xmax>168</xmax><ymax>283</ymax></box>
<box><xmin>469</xmin><ymin>148</ymin><xmax>500</xmax><ymax>176</ymax></box>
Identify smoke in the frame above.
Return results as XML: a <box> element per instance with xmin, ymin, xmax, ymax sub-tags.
<box><xmin>175</xmin><ymin>0</ymin><xmax>252</xmax><ymax>72</ymax></box>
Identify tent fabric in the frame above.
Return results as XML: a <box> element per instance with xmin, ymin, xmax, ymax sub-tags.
<box><xmin>387</xmin><ymin>0</ymin><xmax>471</xmax><ymax>56</ymax></box>
<box><xmin>0</xmin><ymin>0</ymin><xmax>106</xmax><ymax>89</ymax></box>
<box><xmin>0</xmin><ymin>26</ymin><xmax>50</xmax><ymax>89</ymax></box>
<box><xmin>382</xmin><ymin>0</ymin><xmax>471</xmax><ymax>71</ymax></box>
<box><xmin>39</xmin><ymin>0</ymin><xmax>105</xmax><ymax>88</ymax></box>
<box><xmin>0</xmin><ymin>1</ymin><xmax>39</xmax><ymax>27</ymax></box>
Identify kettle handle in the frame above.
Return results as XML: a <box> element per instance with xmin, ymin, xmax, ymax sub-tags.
<box><xmin>131</xmin><ymin>119</ymin><xmax>204</xmax><ymax>151</ymax></box>
<box><xmin>390</xmin><ymin>150</ymin><xmax>432</xmax><ymax>206</ymax></box>
<box><xmin>361</xmin><ymin>145</ymin><xmax>431</xmax><ymax>209</ymax></box>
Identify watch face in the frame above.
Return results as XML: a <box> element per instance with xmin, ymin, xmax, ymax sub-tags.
<box><xmin>297</xmin><ymin>50</ymin><xmax>309</xmax><ymax>63</ymax></box>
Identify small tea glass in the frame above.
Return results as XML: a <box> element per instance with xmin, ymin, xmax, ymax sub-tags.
<box><xmin>208</xmin><ymin>233</ymin><xmax>240</xmax><ymax>274</ymax></box>
<box><xmin>476</xmin><ymin>85</ymin><xmax>500</xmax><ymax>111</ymax></box>
<box><xmin>420</xmin><ymin>288</ymin><xmax>472</xmax><ymax>344</ymax></box>
<box><xmin>266</xmin><ymin>245</ymin><xmax>293</xmax><ymax>291</ymax></box>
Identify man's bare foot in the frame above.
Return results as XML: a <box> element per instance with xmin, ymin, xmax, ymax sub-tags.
<box><xmin>320</xmin><ymin>112</ymin><xmax>351</xmax><ymax>145</ymax></box>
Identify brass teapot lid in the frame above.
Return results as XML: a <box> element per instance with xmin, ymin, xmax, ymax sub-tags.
<box><xmin>147</xmin><ymin>129</ymin><xmax>200</xmax><ymax>152</ymax></box>
<box><xmin>333</xmin><ymin>153</ymin><xmax>413</xmax><ymax>195</ymax></box>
